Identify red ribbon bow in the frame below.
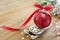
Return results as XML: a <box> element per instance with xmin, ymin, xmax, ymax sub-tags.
<box><xmin>1</xmin><ymin>3</ymin><xmax>54</xmax><ymax>31</ymax></box>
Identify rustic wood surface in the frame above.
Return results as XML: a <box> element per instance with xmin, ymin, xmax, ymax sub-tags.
<box><xmin>0</xmin><ymin>0</ymin><xmax>60</xmax><ymax>40</ymax></box>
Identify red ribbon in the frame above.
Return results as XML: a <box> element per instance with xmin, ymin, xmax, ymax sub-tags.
<box><xmin>1</xmin><ymin>3</ymin><xmax>54</xmax><ymax>31</ymax></box>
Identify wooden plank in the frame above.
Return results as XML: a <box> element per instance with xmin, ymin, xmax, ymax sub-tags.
<box><xmin>0</xmin><ymin>0</ymin><xmax>37</xmax><ymax>40</ymax></box>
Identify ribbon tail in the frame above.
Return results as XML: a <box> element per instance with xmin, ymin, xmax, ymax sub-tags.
<box><xmin>1</xmin><ymin>25</ymin><xmax>19</xmax><ymax>31</ymax></box>
<box><xmin>0</xmin><ymin>9</ymin><xmax>40</xmax><ymax>31</ymax></box>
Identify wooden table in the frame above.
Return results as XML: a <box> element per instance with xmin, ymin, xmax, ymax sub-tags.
<box><xmin>0</xmin><ymin>0</ymin><xmax>60</xmax><ymax>40</ymax></box>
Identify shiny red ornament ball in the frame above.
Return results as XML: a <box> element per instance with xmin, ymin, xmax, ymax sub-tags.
<box><xmin>34</xmin><ymin>11</ymin><xmax>52</xmax><ymax>29</ymax></box>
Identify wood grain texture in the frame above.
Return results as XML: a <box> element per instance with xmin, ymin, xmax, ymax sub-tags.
<box><xmin>0</xmin><ymin>0</ymin><xmax>60</xmax><ymax>40</ymax></box>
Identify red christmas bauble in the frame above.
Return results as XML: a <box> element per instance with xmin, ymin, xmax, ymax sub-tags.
<box><xmin>34</xmin><ymin>10</ymin><xmax>52</xmax><ymax>29</ymax></box>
